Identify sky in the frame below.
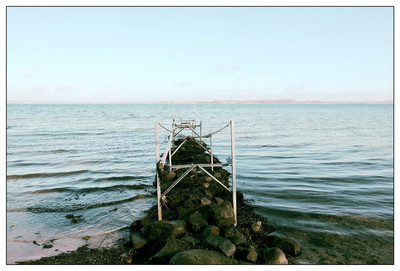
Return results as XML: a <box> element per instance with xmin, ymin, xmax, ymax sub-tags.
<box><xmin>6</xmin><ymin>6</ymin><xmax>393</xmax><ymax>103</ymax></box>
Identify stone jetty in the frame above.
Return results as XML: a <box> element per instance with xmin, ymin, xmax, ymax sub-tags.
<box><xmin>129</xmin><ymin>137</ymin><xmax>302</xmax><ymax>264</ymax></box>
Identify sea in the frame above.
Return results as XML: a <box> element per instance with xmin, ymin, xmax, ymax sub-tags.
<box><xmin>6</xmin><ymin>103</ymin><xmax>394</xmax><ymax>264</ymax></box>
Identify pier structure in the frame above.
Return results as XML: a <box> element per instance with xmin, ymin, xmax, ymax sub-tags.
<box><xmin>155</xmin><ymin>115</ymin><xmax>237</xmax><ymax>226</ymax></box>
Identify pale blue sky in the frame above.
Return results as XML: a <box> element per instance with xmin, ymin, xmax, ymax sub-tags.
<box><xmin>7</xmin><ymin>7</ymin><xmax>393</xmax><ymax>102</ymax></box>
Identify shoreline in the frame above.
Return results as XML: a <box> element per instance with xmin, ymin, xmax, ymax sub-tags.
<box><xmin>8</xmin><ymin>228</ymin><xmax>130</xmax><ymax>264</ymax></box>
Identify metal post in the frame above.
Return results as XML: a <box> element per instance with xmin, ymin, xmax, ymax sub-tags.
<box><xmin>155</xmin><ymin>122</ymin><xmax>162</xmax><ymax>221</ymax></box>
<box><xmin>200</xmin><ymin>121</ymin><xmax>202</xmax><ymax>145</ymax></box>
<box><xmin>194</xmin><ymin>103</ymin><xmax>196</xmax><ymax>124</ymax></box>
<box><xmin>156</xmin><ymin>172</ymin><xmax>162</xmax><ymax>221</ymax></box>
<box><xmin>168</xmin><ymin>142</ymin><xmax>172</xmax><ymax>171</ymax></box>
<box><xmin>210</xmin><ymin>130</ymin><xmax>214</xmax><ymax>171</ymax></box>
<box><xmin>230</xmin><ymin>120</ymin><xmax>237</xmax><ymax>227</ymax></box>
<box><xmin>155</xmin><ymin>123</ymin><xmax>159</xmax><ymax>163</ymax></box>
<box><xmin>171</xmin><ymin>120</ymin><xmax>175</xmax><ymax>151</ymax></box>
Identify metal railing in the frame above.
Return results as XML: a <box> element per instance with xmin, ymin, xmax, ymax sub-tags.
<box><xmin>155</xmin><ymin>119</ymin><xmax>237</xmax><ymax>226</ymax></box>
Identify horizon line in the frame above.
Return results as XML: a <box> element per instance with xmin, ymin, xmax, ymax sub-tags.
<box><xmin>6</xmin><ymin>99</ymin><xmax>393</xmax><ymax>105</ymax></box>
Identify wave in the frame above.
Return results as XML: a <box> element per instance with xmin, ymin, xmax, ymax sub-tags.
<box><xmin>31</xmin><ymin>183</ymin><xmax>152</xmax><ymax>194</ymax></box>
<box><xmin>26</xmin><ymin>194</ymin><xmax>153</xmax><ymax>213</ymax></box>
<box><xmin>7</xmin><ymin>170</ymin><xmax>90</xmax><ymax>180</ymax></box>
<box><xmin>254</xmin><ymin>204</ymin><xmax>394</xmax><ymax>232</ymax></box>
<box><xmin>92</xmin><ymin>175</ymin><xmax>151</xmax><ymax>182</ymax></box>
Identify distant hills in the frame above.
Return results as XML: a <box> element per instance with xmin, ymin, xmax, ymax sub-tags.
<box><xmin>7</xmin><ymin>99</ymin><xmax>393</xmax><ymax>104</ymax></box>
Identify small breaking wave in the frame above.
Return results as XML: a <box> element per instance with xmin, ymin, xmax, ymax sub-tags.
<box><xmin>7</xmin><ymin>170</ymin><xmax>90</xmax><ymax>180</ymax></box>
<box><xmin>31</xmin><ymin>183</ymin><xmax>152</xmax><ymax>194</ymax></box>
<box><xmin>26</xmin><ymin>194</ymin><xmax>153</xmax><ymax>213</ymax></box>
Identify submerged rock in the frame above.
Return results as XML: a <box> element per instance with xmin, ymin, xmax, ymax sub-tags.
<box><xmin>170</xmin><ymin>249</ymin><xmax>237</xmax><ymax>264</ymax></box>
<box><xmin>42</xmin><ymin>242</ymin><xmax>53</xmax><ymax>249</ymax></box>
<box><xmin>267</xmin><ymin>232</ymin><xmax>302</xmax><ymax>256</ymax></box>
<box><xmin>260</xmin><ymin>247</ymin><xmax>288</xmax><ymax>265</ymax></box>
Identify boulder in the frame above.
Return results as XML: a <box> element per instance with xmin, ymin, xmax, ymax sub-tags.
<box><xmin>251</xmin><ymin>221</ymin><xmax>262</xmax><ymax>233</ymax></box>
<box><xmin>267</xmin><ymin>232</ymin><xmax>302</xmax><ymax>256</ymax></box>
<box><xmin>177</xmin><ymin>205</ymin><xmax>210</xmax><ymax>221</ymax></box>
<box><xmin>224</xmin><ymin>226</ymin><xmax>247</xmax><ymax>246</ymax></box>
<box><xmin>200</xmin><ymin>225</ymin><xmax>220</xmax><ymax>239</ymax></box>
<box><xmin>236</xmin><ymin>247</ymin><xmax>258</xmax><ymax>262</ymax></box>
<box><xmin>130</xmin><ymin>231</ymin><xmax>148</xmax><ymax>249</ymax></box>
<box><xmin>204</xmin><ymin>189</ymin><xmax>213</xmax><ymax>198</ymax></box>
<box><xmin>170</xmin><ymin>249</ymin><xmax>237</xmax><ymax>264</ymax></box>
<box><xmin>181</xmin><ymin>235</ymin><xmax>201</xmax><ymax>244</ymax></box>
<box><xmin>188</xmin><ymin>211</ymin><xmax>208</xmax><ymax>232</ymax></box>
<box><xmin>142</xmin><ymin>220</ymin><xmax>186</xmax><ymax>241</ymax></box>
<box><xmin>239</xmin><ymin>227</ymin><xmax>250</xmax><ymax>237</ymax></box>
<box><xmin>149</xmin><ymin>238</ymin><xmax>189</xmax><ymax>263</ymax></box>
<box><xmin>211</xmin><ymin>202</ymin><xmax>235</xmax><ymax>228</ymax></box>
<box><xmin>213</xmin><ymin>172</ymin><xmax>222</xmax><ymax>179</ymax></box>
<box><xmin>260</xmin><ymin>247</ymin><xmax>288</xmax><ymax>265</ymax></box>
<box><xmin>200</xmin><ymin>197</ymin><xmax>211</xmax><ymax>206</ymax></box>
<box><xmin>166</xmin><ymin>171</ymin><xmax>176</xmax><ymax>181</ymax></box>
<box><xmin>205</xmin><ymin>234</ymin><xmax>236</xmax><ymax>257</ymax></box>
<box><xmin>237</xmin><ymin>259</ymin><xmax>254</xmax><ymax>264</ymax></box>
<box><xmin>130</xmin><ymin>218</ymin><xmax>151</xmax><ymax>231</ymax></box>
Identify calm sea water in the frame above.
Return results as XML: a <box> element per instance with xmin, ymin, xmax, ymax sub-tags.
<box><xmin>6</xmin><ymin>104</ymin><xmax>393</xmax><ymax>264</ymax></box>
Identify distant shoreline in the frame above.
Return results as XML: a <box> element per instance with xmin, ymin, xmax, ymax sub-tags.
<box><xmin>6</xmin><ymin>100</ymin><xmax>393</xmax><ymax>105</ymax></box>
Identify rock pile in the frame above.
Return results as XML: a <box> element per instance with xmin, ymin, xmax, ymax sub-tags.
<box><xmin>129</xmin><ymin>137</ymin><xmax>302</xmax><ymax>264</ymax></box>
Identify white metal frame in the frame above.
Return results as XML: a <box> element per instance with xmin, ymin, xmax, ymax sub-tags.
<box><xmin>155</xmin><ymin>118</ymin><xmax>237</xmax><ymax>226</ymax></box>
